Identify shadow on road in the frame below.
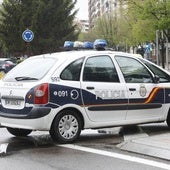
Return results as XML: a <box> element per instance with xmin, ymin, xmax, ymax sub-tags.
<box><xmin>0</xmin><ymin>123</ymin><xmax>169</xmax><ymax>156</ymax></box>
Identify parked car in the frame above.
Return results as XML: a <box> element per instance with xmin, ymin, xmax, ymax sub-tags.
<box><xmin>0</xmin><ymin>49</ymin><xmax>170</xmax><ymax>144</ymax></box>
<box><xmin>0</xmin><ymin>58</ymin><xmax>16</xmax><ymax>79</ymax></box>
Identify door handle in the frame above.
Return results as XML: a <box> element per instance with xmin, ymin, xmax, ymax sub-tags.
<box><xmin>86</xmin><ymin>86</ymin><xmax>95</xmax><ymax>90</ymax></box>
<box><xmin>129</xmin><ymin>88</ymin><xmax>136</xmax><ymax>91</ymax></box>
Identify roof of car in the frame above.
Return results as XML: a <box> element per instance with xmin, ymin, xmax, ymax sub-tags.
<box><xmin>32</xmin><ymin>50</ymin><xmax>137</xmax><ymax>61</ymax></box>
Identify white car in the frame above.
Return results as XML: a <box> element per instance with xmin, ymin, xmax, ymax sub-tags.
<box><xmin>0</xmin><ymin>50</ymin><xmax>170</xmax><ymax>143</ymax></box>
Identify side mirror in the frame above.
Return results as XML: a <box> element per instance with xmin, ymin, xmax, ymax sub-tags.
<box><xmin>153</xmin><ymin>75</ymin><xmax>160</xmax><ymax>83</ymax></box>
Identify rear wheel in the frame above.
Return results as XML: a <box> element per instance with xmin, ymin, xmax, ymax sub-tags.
<box><xmin>50</xmin><ymin>110</ymin><xmax>82</xmax><ymax>144</ymax></box>
<box><xmin>7</xmin><ymin>127</ymin><xmax>32</xmax><ymax>137</ymax></box>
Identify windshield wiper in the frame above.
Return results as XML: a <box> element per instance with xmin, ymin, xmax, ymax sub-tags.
<box><xmin>15</xmin><ymin>76</ymin><xmax>38</xmax><ymax>81</ymax></box>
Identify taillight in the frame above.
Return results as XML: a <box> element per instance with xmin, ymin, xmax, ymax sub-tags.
<box><xmin>34</xmin><ymin>83</ymin><xmax>49</xmax><ymax>104</ymax></box>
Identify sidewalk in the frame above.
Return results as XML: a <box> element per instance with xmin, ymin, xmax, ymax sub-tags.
<box><xmin>117</xmin><ymin>132</ymin><xmax>170</xmax><ymax>161</ymax></box>
<box><xmin>100</xmin><ymin>125</ymin><xmax>170</xmax><ymax>161</ymax></box>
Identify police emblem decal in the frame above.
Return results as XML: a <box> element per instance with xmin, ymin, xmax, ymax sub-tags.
<box><xmin>139</xmin><ymin>85</ymin><xmax>147</xmax><ymax>97</ymax></box>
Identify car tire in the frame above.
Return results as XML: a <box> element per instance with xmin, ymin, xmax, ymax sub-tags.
<box><xmin>7</xmin><ymin>127</ymin><xmax>32</xmax><ymax>137</ymax></box>
<box><xmin>50</xmin><ymin>110</ymin><xmax>82</xmax><ymax>144</ymax></box>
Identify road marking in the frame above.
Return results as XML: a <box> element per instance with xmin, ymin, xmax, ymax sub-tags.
<box><xmin>59</xmin><ymin>144</ymin><xmax>170</xmax><ymax>170</ymax></box>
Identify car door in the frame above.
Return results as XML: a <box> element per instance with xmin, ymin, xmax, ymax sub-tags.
<box><xmin>115</xmin><ymin>55</ymin><xmax>164</xmax><ymax>121</ymax></box>
<box><xmin>81</xmin><ymin>55</ymin><xmax>128</xmax><ymax>123</ymax></box>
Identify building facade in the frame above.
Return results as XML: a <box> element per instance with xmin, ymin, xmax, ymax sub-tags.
<box><xmin>74</xmin><ymin>17</ymin><xmax>89</xmax><ymax>33</ymax></box>
<box><xmin>88</xmin><ymin>0</ymin><xmax>127</xmax><ymax>28</ymax></box>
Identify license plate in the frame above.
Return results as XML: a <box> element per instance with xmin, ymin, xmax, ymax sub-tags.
<box><xmin>5</xmin><ymin>99</ymin><xmax>21</xmax><ymax>106</ymax></box>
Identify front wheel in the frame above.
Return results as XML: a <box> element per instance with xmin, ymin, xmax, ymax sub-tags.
<box><xmin>50</xmin><ymin>110</ymin><xmax>82</xmax><ymax>144</ymax></box>
<box><xmin>7</xmin><ymin>127</ymin><xmax>32</xmax><ymax>137</ymax></box>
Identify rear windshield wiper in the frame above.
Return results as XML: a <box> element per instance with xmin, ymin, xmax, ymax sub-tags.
<box><xmin>15</xmin><ymin>76</ymin><xmax>38</xmax><ymax>81</ymax></box>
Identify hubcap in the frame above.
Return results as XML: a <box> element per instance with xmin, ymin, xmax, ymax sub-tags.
<box><xmin>59</xmin><ymin>115</ymin><xmax>79</xmax><ymax>140</ymax></box>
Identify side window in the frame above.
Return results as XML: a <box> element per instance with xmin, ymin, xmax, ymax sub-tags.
<box><xmin>139</xmin><ymin>59</ymin><xmax>170</xmax><ymax>83</ymax></box>
<box><xmin>83</xmin><ymin>55</ymin><xmax>119</xmax><ymax>82</ymax></box>
<box><xmin>115</xmin><ymin>56</ymin><xmax>153</xmax><ymax>83</ymax></box>
<box><xmin>60</xmin><ymin>58</ymin><xmax>83</xmax><ymax>81</ymax></box>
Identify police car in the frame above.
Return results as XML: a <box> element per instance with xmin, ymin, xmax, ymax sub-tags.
<box><xmin>0</xmin><ymin>41</ymin><xmax>170</xmax><ymax>144</ymax></box>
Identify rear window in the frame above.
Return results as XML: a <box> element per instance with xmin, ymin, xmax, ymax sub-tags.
<box><xmin>3</xmin><ymin>57</ymin><xmax>56</xmax><ymax>81</ymax></box>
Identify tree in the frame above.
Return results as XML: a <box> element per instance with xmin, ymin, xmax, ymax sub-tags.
<box><xmin>83</xmin><ymin>10</ymin><xmax>132</xmax><ymax>51</ymax></box>
<box><xmin>124</xmin><ymin>0</ymin><xmax>170</xmax><ymax>39</ymax></box>
<box><xmin>31</xmin><ymin>0</ymin><xmax>78</xmax><ymax>55</ymax></box>
<box><xmin>0</xmin><ymin>0</ymin><xmax>78</xmax><ymax>56</ymax></box>
<box><xmin>0</xmin><ymin>0</ymin><xmax>25</xmax><ymax>56</ymax></box>
<box><xmin>123</xmin><ymin>0</ymin><xmax>170</xmax><ymax>67</ymax></box>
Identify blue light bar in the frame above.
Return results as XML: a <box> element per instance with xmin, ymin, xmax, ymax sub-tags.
<box><xmin>63</xmin><ymin>39</ymin><xmax>107</xmax><ymax>51</ymax></box>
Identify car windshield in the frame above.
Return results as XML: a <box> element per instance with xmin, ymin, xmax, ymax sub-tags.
<box><xmin>3</xmin><ymin>57</ymin><xmax>57</xmax><ymax>82</ymax></box>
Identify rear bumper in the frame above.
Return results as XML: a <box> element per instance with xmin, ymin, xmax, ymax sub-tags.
<box><xmin>0</xmin><ymin>116</ymin><xmax>51</xmax><ymax>130</ymax></box>
<box><xmin>0</xmin><ymin>107</ymin><xmax>55</xmax><ymax>130</ymax></box>
<box><xmin>0</xmin><ymin>107</ymin><xmax>51</xmax><ymax>119</ymax></box>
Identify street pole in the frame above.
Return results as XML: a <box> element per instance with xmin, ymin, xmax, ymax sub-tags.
<box><xmin>26</xmin><ymin>42</ymin><xmax>30</xmax><ymax>57</ymax></box>
<box><xmin>161</xmin><ymin>31</ymin><xmax>165</xmax><ymax>68</ymax></box>
<box><xmin>165</xmin><ymin>30</ymin><xmax>169</xmax><ymax>70</ymax></box>
<box><xmin>156</xmin><ymin>30</ymin><xmax>159</xmax><ymax>65</ymax></box>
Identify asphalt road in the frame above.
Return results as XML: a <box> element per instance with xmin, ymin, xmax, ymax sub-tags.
<box><xmin>0</xmin><ymin>123</ymin><xmax>170</xmax><ymax>170</ymax></box>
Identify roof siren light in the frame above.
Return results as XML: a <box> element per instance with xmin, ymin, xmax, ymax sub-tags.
<box><xmin>93</xmin><ymin>39</ymin><xmax>107</xmax><ymax>50</ymax></box>
<box><xmin>83</xmin><ymin>41</ymin><xmax>94</xmax><ymax>49</ymax></box>
<box><xmin>73</xmin><ymin>41</ymin><xmax>84</xmax><ymax>48</ymax></box>
<box><xmin>64</xmin><ymin>41</ymin><xmax>74</xmax><ymax>48</ymax></box>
